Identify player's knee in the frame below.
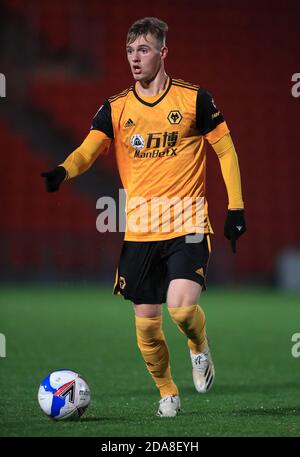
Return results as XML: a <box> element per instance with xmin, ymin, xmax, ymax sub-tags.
<box><xmin>167</xmin><ymin>295</ymin><xmax>196</xmax><ymax>309</ymax></box>
<box><xmin>167</xmin><ymin>303</ymin><xmax>197</xmax><ymax>324</ymax></box>
<box><xmin>133</xmin><ymin>303</ymin><xmax>161</xmax><ymax>318</ymax></box>
<box><xmin>167</xmin><ymin>279</ymin><xmax>202</xmax><ymax>308</ymax></box>
<box><xmin>135</xmin><ymin>315</ymin><xmax>162</xmax><ymax>340</ymax></box>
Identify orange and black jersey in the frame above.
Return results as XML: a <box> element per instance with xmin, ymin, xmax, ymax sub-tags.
<box><xmin>91</xmin><ymin>78</ymin><xmax>226</xmax><ymax>142</ymax></box>
<box><xmin>89</xmin><ymin>77</ymin><xmax>230</xmax><ymax>241</ymax></box>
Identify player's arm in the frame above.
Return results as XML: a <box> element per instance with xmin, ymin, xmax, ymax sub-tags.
<box><xmin>210</xmin><ymin>133</ymin><xmax>246</xmax><ymax>253</ymax></box>
<box><xmin>60</xmin><ymin>130</ymin><xmax>111</xmax><ymax>180</ymax></box>
<box><xmin>196</xmin><ymin>88</ymin><xmax>246</xmax><ymax>252</ymax></box>
<box><xmin>210</xmin><ymin>133</ymin><xmax>243</xmax><ymax>210</ymax></box>
<box><xmin>41</xmin><ymin>100</ymin><xmax>113</xmax><ymax>192</ymax></box>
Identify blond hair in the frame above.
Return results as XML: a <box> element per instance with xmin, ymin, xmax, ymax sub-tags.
<box><xmin>127</xmin><ymin>17</ymin><xmax>168</xmax><ymax>47</ymax></box>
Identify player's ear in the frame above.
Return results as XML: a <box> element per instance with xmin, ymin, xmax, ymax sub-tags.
<box><xmin>160</xmin><ymin>46</ymin><xmax>168</xmax><ymax>60</ymax></box>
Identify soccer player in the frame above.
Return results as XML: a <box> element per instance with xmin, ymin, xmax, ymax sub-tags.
<box><xmin>41</xmin><ymin>17</ymin><xmax>246</xmax><ymax>417</ymax></box>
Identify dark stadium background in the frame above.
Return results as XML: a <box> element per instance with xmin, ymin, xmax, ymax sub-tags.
<box><xmin>0</xmin><ymin>0</ymin><xmax>300</xmax><ymax>438</ymax></box>
<box><xmin>1</xmin><ymin>0</ymin><xmax>299</xmax><ymax>285</ymax></box>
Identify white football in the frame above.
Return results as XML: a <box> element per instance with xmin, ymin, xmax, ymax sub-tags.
<box><xmin>38</xmin><ymin>369</ymin><xmax>91</xmax><ymax>420</ymax></box>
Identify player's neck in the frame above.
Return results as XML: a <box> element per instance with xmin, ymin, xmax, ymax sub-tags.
<box><xmin>137</xmin><ymin>69</ymin><xmax>168</xmax><ymax>97</ymax></box>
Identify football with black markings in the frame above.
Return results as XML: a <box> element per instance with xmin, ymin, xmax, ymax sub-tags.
<box><xmin>38</xmin><ymin>369</ymin><xmax>90</xmax><ymax>420</ymax></box>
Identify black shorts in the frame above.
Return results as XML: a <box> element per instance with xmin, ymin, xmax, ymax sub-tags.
<box><xmin>113</xmin><ymin>234</ymin><xmax>211</xmax><ymax>304</ymax></box>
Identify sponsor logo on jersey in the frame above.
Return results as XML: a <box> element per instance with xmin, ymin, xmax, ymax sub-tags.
<box><xmin>146</xmin><ymin>131</ymin><xmax>179</xmax><ymax>149</ymax></box>
<box><xmin>134</xmin><ymin>149</ymin><xmax>177</xmax><ymax>159</ymax></box>
<box><xmin>130</xmin><ymin>134</ymin><xmax>145</xmax><ymax>149</ymax></box>
<box><xmin>131</xmin><ymin>131</ymin><xmax>180</xmax><ymax>159</ymax></box>
<box><xmin>167</xmin><ymin>110</ymin><xmax>182</xmax><ymax>125</ymax></box>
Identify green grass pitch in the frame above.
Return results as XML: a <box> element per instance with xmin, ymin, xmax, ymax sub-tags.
<box><xmin>0</xmin><ymin>285</ymin><xmax>299</xmax><ymax>437</ymax></box>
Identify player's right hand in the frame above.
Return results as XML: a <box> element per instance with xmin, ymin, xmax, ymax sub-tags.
<box><xmin>41</xmin><ymin>166</ymin><xmax>66</xmax><ymax>192</ymax></box>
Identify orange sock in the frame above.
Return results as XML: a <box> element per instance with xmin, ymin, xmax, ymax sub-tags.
<box><xmin>168</xmin><ymin>304</ymin><xmax>207</xmax><ymax>354</ymax></box>
<box><xmin>135</xmin><ymin>315</ymin><xmax>178</xmax><ymax>397</ymax></box>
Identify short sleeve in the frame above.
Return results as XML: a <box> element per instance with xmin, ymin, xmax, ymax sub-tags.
<box><xmin>91</xmin><ymin>100</ymin><xmax>114</xmax><ymax>139</ymax></box>
<box><xmin>196</xmin><ymin>88</ymin><xmax>225</xmax><ymax>135</ymax></box>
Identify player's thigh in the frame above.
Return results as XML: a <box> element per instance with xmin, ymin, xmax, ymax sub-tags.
<box><xmin>167</xmin><ymin>278</ymin><xmax>202</xmax><ymax>308</ymax></box>
<box><xmin>133</xmin><ymin>303</ymin><xmax>162</xmax><ymax>317</ymax></box>
<box><xmin>165</xmin><ymin>234</ymin><xmax>210</xmax><ymax>307</ymax></box>
<box><xmin>114</xmin><ymin>240</ymin><xmax>166</xmax><ymax>304</ymax></box>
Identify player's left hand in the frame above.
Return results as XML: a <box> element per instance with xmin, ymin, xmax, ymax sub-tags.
<box><xmin>224</xmin><ymin>209</ymin><xmax>246</xmax><ymax>253</ymax></box>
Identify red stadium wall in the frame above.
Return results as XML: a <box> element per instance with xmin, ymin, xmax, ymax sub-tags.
<box><xmin>1</xmin><ymin>0</ymin><xmax>300</xmax><ymax>282</ymax></box>
<box><xmin>0</xmin><ymin>119</ymin><xmax>121</xmax><ymax>280</ymax></box>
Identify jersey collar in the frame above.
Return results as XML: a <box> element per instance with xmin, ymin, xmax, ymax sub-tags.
<box><xmin>133</xmin><ymin>77</ymin><xmax>172</xmax><ymax>107</ymax></box>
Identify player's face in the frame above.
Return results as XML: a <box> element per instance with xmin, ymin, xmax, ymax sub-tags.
<box><xmin>126</xmin><ymin>34</ymin><xmax>167</xmax><ymax>82</ymax></box>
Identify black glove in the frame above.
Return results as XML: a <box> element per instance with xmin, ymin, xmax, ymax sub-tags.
<box><xmin>41</xmin><ymin>166</ymin><xmax>66</xmax><ymax>192</ymax></box>
<box><xmin>224</xmin><ymin>209</ymin><xmax>246</xmax><ymax>253</ymax></box>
